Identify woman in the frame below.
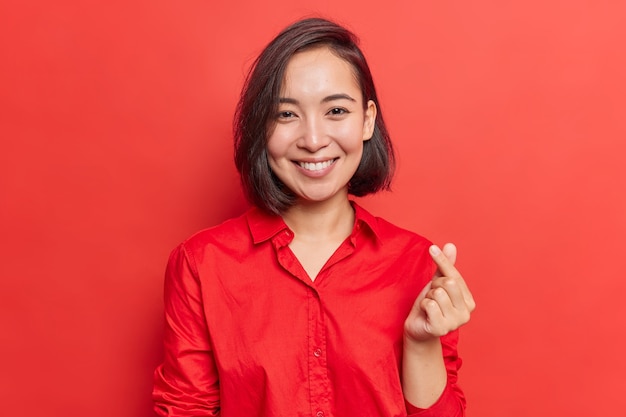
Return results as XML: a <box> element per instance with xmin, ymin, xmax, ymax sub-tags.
<box><xmin>153</xmin><ymin>17</ymin><xmax>475</xmax><ymax>417</ymax></box>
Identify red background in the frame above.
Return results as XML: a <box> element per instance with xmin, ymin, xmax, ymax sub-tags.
<box><xmin>1</xmin><ymin>1</ymin><xmax>625</xmax><ymax>416</ymax></box>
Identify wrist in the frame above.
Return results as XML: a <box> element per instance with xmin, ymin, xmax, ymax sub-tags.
<box><xmin>403</xmin><ymin>333</ymin><xmax>442</xmax><ymax>355</ymax></box>
<box><xmin>401</xmin><ymin>334</ymin><xmax>447</xmax><ymax>408</ymax></box>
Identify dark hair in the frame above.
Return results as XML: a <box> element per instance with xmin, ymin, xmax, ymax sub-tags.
<box><xmin>234</xmin><ymin>17</ymin><xmax>395</xmax><ymax>214</ymax></box>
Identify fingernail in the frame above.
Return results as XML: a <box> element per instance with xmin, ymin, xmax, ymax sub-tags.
<box><xmin>429</xmin><ymin>245</ymin><xmax>441</xmax><ymax>256</ymax></box>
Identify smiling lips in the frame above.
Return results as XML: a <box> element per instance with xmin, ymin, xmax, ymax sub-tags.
<box><xmin>297</xmin><ymin>159</ymin><xmax>337</xmax><ymax>172</ymax></box>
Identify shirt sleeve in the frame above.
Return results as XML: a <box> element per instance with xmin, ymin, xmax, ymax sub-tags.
<box><xmin>405</xmin><ymin>330</ymin><xmax>466</xmax><ymax>417</ymax></box>
<box><xmin>153</xmin><ymin>244</ymin><xmax>221</xmax><ymax>416</ymax></box>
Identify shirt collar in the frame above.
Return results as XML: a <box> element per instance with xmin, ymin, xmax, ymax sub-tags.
<box><xmin>350</xmin><ymin>201</ymin><xmax>381</xmax><ymax>243</ymax></box>
<box><xmin>246</xmin><ymin>200</ymin><xmax>381</xmax><ymax>245</ymax></box>
<box><xmin>246</xmin><ymin>206</ymin><xmax>289</xmax><ymax>244</ymax></box>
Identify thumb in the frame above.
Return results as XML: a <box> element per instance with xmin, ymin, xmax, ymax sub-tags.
<box><xmin>442</xmin><ymin>243</ymin><xmax>457</xmax><ymax>266</ymax></box>
<box><xmin>433</xmin><ymin>242</ymin><xmax>457</xmax><ymax>278</ymax></box>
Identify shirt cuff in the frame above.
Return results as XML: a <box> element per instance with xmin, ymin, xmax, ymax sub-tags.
<box><xmin>405</xmin><ymin>383</ymin><xmax>464</xmax><ymax>417</ymax></box>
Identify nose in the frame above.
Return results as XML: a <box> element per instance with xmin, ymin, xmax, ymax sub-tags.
<box><xmin>298</xmin><ymin>117</ymin><xmax>330</xmax><ymax>152</ymax></box>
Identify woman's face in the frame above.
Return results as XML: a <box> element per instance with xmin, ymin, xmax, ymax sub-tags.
<box><xmin>266</xmin><ymin>46</ymin><xmax>376</xmax><ymax>206</ymax></box>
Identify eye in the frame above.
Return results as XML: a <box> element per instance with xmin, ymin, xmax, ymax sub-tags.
<box><xmin>328</xmin><ymin>107</ymin><xmax>349</xmax><ymax>117</ymax></box>
<box><xmin>276</xmin><ymin>110</ymin><xmax>297</xmax><ymax>121</ymax></box>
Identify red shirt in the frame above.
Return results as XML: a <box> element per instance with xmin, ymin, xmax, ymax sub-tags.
<box><xmin>153</xmin><ymin>203</ymin><xmax>466</xmax><ymax>416</ymax></box>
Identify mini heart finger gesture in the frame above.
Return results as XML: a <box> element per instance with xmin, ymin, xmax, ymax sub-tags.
<box><xmin>404</xmin><ymin>243</ymin><xmax>476</xmax><ymax>343</ymax></box>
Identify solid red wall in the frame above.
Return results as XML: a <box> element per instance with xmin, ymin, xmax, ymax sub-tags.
<box><xmin>1</xmin><ymin>1</ymin><xmax>625</xmax><ymax>416</ymax></box>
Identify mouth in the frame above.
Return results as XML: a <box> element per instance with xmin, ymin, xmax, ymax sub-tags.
<box><xmin>297</xmin><ymin>159</ymin><xmax>337</xmax><ymax>172</ymax></box>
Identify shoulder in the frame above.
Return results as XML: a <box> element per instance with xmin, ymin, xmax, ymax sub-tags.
<box><xmin>353</xmin><ymin>202</ymin><xmax>436</xmax><ymax>279</ymax></box>
<box><xmin>164</xmin><ymin>209</ymin><xmax>255</xmax><ymax>276</ymax></box>
<box><xmin>354</xmin><ymin>202</ymin><xmax>432</xmax><ymax>250</ymax></box>
<box><xmin>373</xmin><ymin>216</ymin><xmax>433</xmax><ymax>265</ymax></box>
<box><xmin>179</xmin><ymin>209</ymin><xmax>252</xmax><ymax>254</ymax></box>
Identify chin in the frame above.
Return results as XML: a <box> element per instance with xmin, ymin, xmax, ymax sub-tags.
<box><xmin>296</xmin><ymin>190</ymin><xmax>348</xmax><ymax>205</ymax></box>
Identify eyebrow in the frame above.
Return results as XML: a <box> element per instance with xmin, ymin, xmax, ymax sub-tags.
<box><xmin>279</xmin><ymin>93</ymin><xmax>357</xmax><ymax>104</ymax></box>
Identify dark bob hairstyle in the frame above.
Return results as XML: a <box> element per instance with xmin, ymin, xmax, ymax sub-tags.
<box><xmin>234</xmin><ymin>17</ymin><xmax>395</xmax><ymax>214</ymax></box>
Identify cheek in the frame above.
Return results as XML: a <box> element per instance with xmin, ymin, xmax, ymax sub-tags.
<box><xmin>266</xmin><ymin>128</ymin><xmax>290</xmax><ymax>160</ymax></box>
<box><xmin>265</xmin><ymin>140</ymin><xmax>279</xmax><ymax>161</ymax></box>
<box><xmin>332</xmin><ymin>121</ymin><xmax>367</xmax><ymax>149</ymax></box>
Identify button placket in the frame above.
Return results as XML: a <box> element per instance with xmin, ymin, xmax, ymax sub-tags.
<box><xmin>307</xmin><ymin>287</ymin><xmax>331</xmax><ymax>417</ymax></box>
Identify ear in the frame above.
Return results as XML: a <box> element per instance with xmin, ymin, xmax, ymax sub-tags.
<box><xmin>362</xmin><ymin>100</ymin><xmax>377</xmax><ymax>141</ymax></box>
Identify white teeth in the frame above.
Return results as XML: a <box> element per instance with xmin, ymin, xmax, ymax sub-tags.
<box><xmin>299</xmin><ymin>160</ymin><xmax>334</xmax><ymax>171</ymax></box>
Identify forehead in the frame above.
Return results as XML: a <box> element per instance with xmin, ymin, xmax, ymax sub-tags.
<box><xmin>280</xmin><ymin>46</ymin><xmax>361</xmax><ymax>96</ymax></box>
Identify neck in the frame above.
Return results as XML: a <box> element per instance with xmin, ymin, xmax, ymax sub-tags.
<box><xmin>281</xmin><ymin>196</ymin><xmax>355</xmax><ymax>242</ymax></box>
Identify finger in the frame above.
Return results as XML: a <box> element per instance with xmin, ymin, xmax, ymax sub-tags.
<box><xmin>432</xmin><ymin>275</ymin><xmax>476</xmax><ymax>313</ymax></box>
<box><xmin>419</xmin><ymin>297</ymin><xmax>446</xmax><ymax>336</ymax></box>
<box><xmin>427</xmin><ymin>286</ymin><xmax>456</xmax><ymax>318</ymax></box>
<box><xmin>430</xmin><ymin>277</ymin><xmax>465</xmax><ymax>311</ymax></box>
<box><xmin>442</xmin><ymin>242</ymin><xmax>457</xmax><ymax>265</ymax></box>
<box><xmin>430</xmin><ymin>244</ymin><xmax>460</xmax><ymax>279</ymax></box>
<box><xmin>434</xmin><ymin>243</ymin><xmax>457</xmax><ymax>278</ymax></box>
<box><xmin>430</xmin><ymin>244</ymin><xmax>476</xmax><ymax>310</ymax></box>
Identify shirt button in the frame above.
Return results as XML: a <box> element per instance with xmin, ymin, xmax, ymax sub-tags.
<box><xmin>313</xmin><ymin>348</ymin><xmax>322</xmax><ymax>357</ymax></box>
<box><xmin>316</xmin><ymin>411</ymin><xmax>324</xmax><ymax>417</ymax></box>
